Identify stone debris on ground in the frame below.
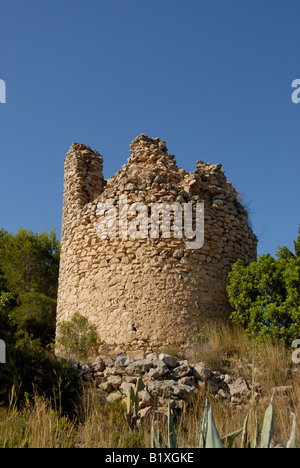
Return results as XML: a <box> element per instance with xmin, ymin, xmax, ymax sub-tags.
<box><xmin>65</xmin><ymin>350</ymin><xmax>258</xmax><ymax>420</ymax></box>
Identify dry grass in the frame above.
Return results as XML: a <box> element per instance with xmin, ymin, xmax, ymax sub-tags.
<box><xmin>76</xmin><ymin>387</ymin><xmax>145</xmax><ymax>448</ymax></box>
<box><xmin>0</xmin><ymin>396</ymin><xmax>75</xmax><ymax>448</ymax></box>
<box><xmin>185</xmin><ymin>322</ymin><xmax>300</xmax><ymax>447</ymax></box>
<box><xmin>0</xmin><ymin>324</ymin><xmax>299</xmax><ymax>448</ymax></box>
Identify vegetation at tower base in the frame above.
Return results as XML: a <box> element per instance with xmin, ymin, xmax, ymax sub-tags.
<box><xmin>56</xmin><ymin>312</ymin><xmax>99</xmax><ymax>360</ymax></box>
<box><xmin>0</xmin><ymin>318</ymin><xmax>299</xmax><ymax>448</ymax></box>
<box><xmin>125</xmin><ymin>376</ymin><xmax>145</xmax><ymax>430</ymax></box>
<box><xmin>227</xmin><ymin>226</ymin><xmax>300</xmax><ymax>346</ymax></box>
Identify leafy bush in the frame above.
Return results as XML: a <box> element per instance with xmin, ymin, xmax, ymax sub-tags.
<box><xmin>11</xmin><ymin>291</ymin><xmax>57</xmax><ymax>347</ymax></box>
<box><xmin>0</xmin><ymin>229</ymin><xmax>60</xmax><ymax>298</ymax></box>
<box><xmin>227</xmin><ymin>227</ymin><xmax>300</xmax><ymax>346</ymax></box>
<box><xmin>56</xmin><ymin>312</ymin><xmax>99</xmax><ymax>360</ymax></box>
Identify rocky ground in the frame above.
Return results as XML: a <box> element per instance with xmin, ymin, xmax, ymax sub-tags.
<box><xmin>64</xmin><ymin>350</ymin><xmax>267</xmax><ymax>422</ymax></box>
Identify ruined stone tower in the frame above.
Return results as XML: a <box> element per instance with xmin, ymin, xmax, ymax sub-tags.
<box><xmin>56</xmin><ymin>135</ymin><xmax>257</xmax><ymax>353</ymax></box>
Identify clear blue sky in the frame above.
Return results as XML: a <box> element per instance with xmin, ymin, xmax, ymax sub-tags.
<box><xmin>1</xmin><ymin>0</ymin><xmax>299</xmax><ymax>257</ymax></box>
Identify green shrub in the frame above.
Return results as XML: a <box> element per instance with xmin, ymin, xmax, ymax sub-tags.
<box><xmin>56</xmin><ymin>312</ymin><xmax>99</xmax><ymax>360</ymax></box>
<box><xmin>227</xmin><ymin>227</ymin><xmax>300</xmax><ymax>346</ymax></box>
<box><xmin>0</xmin><ymin>228</ymin><xmax>60</xmax><ymax>347</ymax></box>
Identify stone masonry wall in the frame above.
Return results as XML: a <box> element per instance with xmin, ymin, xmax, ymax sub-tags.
<box><xmin>56</xmin><ymin>135</ymin><xmax>257</xmax><ymax>353</ymax></box>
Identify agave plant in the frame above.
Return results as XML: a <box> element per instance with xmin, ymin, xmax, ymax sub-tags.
<box><xmin>240</xmin><ymin>389</ymin><xmax>297</xmax><ymax>449</ymax></box>
<box><xmin>151</xmin><ymin>400</ymin><xmax>243</xmax><ymax>449</ymax></box>
<box><xmin>151</xmin><ymin>394</ymin><xmax>297</xmax><ymax>449</ymax></box>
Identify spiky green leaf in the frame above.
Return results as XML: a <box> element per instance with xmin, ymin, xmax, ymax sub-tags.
<box><xmin>151</xmin><ymin>422</ymin><xmax>166</xmax><ymax>449</ymax></box>
<box><xmin>167</xmin><ymin>404</ymin><xmax>178</xmax><ymax>448</ymax></box>
<box><xmin>151</xmin><ymin>422</ymin><xmax>162</xmax><ymax>448</ymax></box>
<box><xmin>222</xmin><ymin>428</ymin><xmax>243</xmax><ymax>449</ymax></box>
<box><xmin>126</xmin><ymin>391</ymin><xmax>132</xmax><ymax>415</ymax></box>
<box><xmin>206</xmin><ymin>405</ymin><xmax>224</xmax><ymax>449</ymax></box>
<box><xmin>286</xmin><ymin>413</ymin><xmax>297</xmax><ymax>448</ymax></box>
<box><xmin>260</xmin><ymin>401</ymin><xmax>274</xmax><ymax>448</ymax></box>
<box><xmin>136</xmin><ymin>376</ymin><xmax>145</xmax><ymax>393</ymax></box>
<box><xmin>198</xmin><ymin>398</ymin><xmax>209</xmax><ymax>448</ymax></box>
<box><xmin>253</xmin><ymin>412</ymin><xmax>259</xmax><ymax>449</ymax></box>
<box><xmin>241</xmin><ymin>411</ymin><xmax>250</xmax><ymax>448</ymax></box>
